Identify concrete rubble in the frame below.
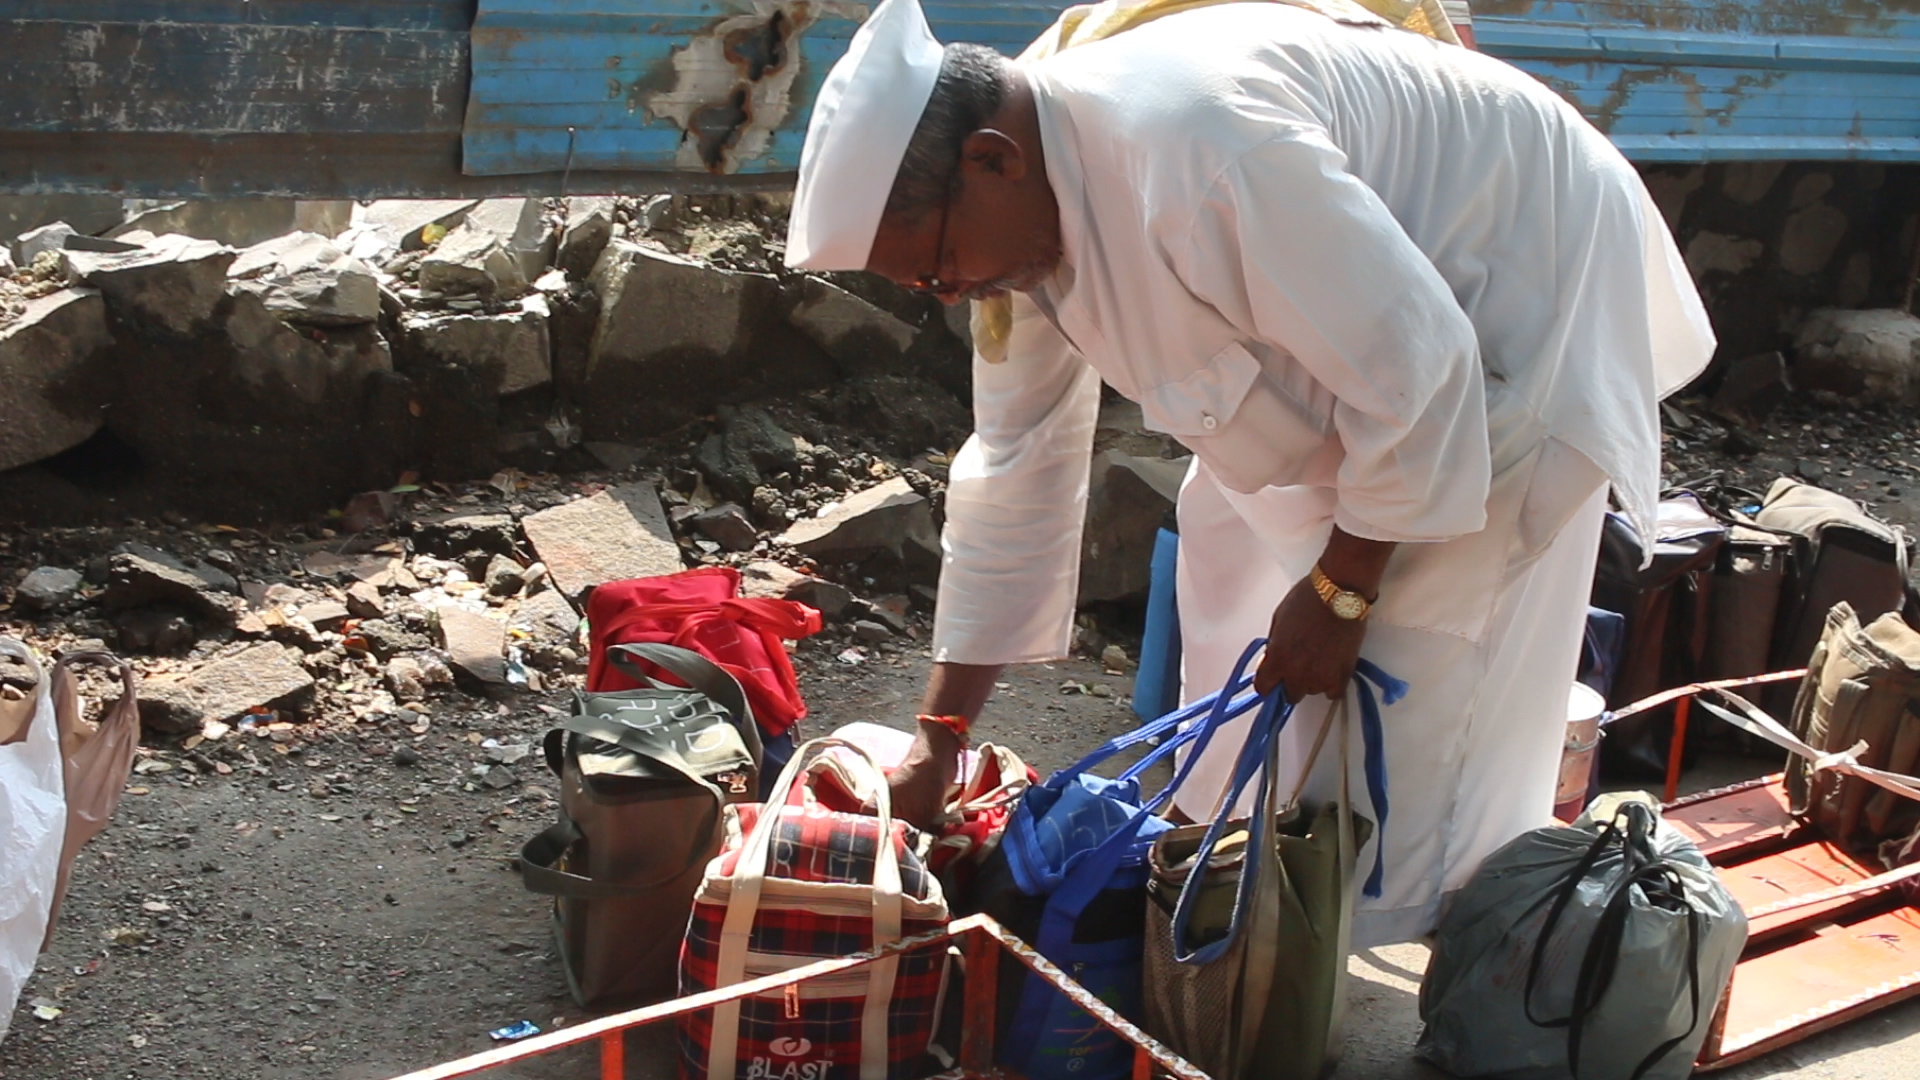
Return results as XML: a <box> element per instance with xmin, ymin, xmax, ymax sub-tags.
<box><xmin>61</xmin><ymin>233</ymin><xmax>236</xmax><ymax>336</ymax></box>
<box><xmin>227</xmin><ymin>231</ymin><xmax>381</xmax><ymax>326</ymax></box>
<box><xmin>1794</xmin><ymin>308</ymin><xmax>1920</xmax><ymax>406</ymax></box>
<box><xmin>787</xmin><ymin>278</ymin><xmax>917</xmax><ymax>367</ymax></box>
<box><xmin>0</xmin><ymin>288</ymin><xmax>113</xmax><ymax>470</ymax></box>
<box><xmin>520</xmin><ymin>482</ymin><xmax>682</xmax><ymax>601</ymax></box>
<box><xmin>400</xmin><ymin>298</ymin><xmax>552</xmax><ymax>396</ymax></box>
<box><xmin>136</xmin><ymin>642</ymin><xmax>317</xmax><ymax>734</ymax></box>
<box><xmin>779</xmin><ymin>476</ymin><xmax>942</xmax><ymax>587</ymax></box>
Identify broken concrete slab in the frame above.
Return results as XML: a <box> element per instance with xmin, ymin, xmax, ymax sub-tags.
<box><xmin>520</xmin><ymin>482</ymin><xmax>683</xmax><ymax>601</ymax></box>
<box><xmin>355</xmin><ymin>617</ymin><xmax>432</xmax><ymax>660</ymax></box>
<box><xmin>694</xmin><ymin>504</ymin><xmax>759</xmax><ymax>552</ymax></box>
<box><xmin>788</xmin><ymin>278</ymin><xmax>917</xmax><ymax>367</ymax></box>
<box><xmin>779</xmin><ymin>477</ymin><xmax>940</xmax><ymax>574</ymax></box>
<box><xmin>419</xmin><ymin>220</ymin><xmax>529</xmax><ymax>299</ymax></box>
<box><xmin>14</xmin><ymin>221</ymin><xmax>75</xmax><ymax>265</ymax></box>
<box><xmin>298</xmin><ymin>600</ymin><xmax>352</xmax><ymax>631</ymax></box>
<box><xmin>228</xmin><ymin>232</ymin><xmax>381</xmax><ymax>327</ymax></box>
<box><xmin>1080</xmin><ymin>451</ymin><xmax>1190</xmax><ymax>604</ymax></box>
<box><xmin>353</xmin><ymin>199</ymin><xmax>481</xmax><ymax>251</ymax></box>
<box><xmin>584</xmin><ymin>241</ymin><xmax>780</xmax><ymax>440</ymax></box>
<box><xmin>463</xmin><ymin>198</ymin><xmax>550</xmax><ymax>281</ymax></box>
<box><xmin>103</xmin><ymin>543</ymin><xmax>240</xmax><ymax>620</ymax></box>
<box><xmin>221</xmin><ymin>290</ymin><xmax>394</xmax><ymax>408</ymax></box>
<box><xmin>400</xmin><ymin>299</ymin><xmax>551</xmax><ymax>396</ymax></box>
<box><xmin>345</xmin><ymin>580</ymin><xmax>385</xmax><ymax>620</ymax></box>
<box><xmin>740</xmin><ymin>560</ymin><xmax>808</xmax><ymax>600</ymax></box>
<box><xmin>1794</xmin><ymin>308</ymin><xmax>1920</xmax><ymax>405</ymax></box>
<box><xmin>509</xmin><ymin>587</ymin><xmax>580</xmax><ymax>649</ymax></box>
<box><xmin>556</xmin><ymin>198</ymin><xmax>615</xmax><ymax>280</ymax></box>
<box><xmin>437</xmin><ymin>607</ymin><xmax>508</xmax><ymax>685</ymax></box>
<box><xmin>0</xmin><ymin>288</ymin><xmax>114</xmax><ymax>471</ymax></box>
<box><xmin>62</xmin><ymin>233</ymin><xmax>236</xmax><ymax>336</ymax></box>
<box><xmin>14</xmin><ymin>567</ymin><xmax>83</xmax><ymax>613</ymax></box>
<box><xmin>483</xmin><ymin>554</ymin><xmax>526</xmax><ymax>597</ymax></box>
<box><xmin>136</xmin><ymin>643</ymin><xmax>316</xmax><ymax>734</ymax></box>
<box><xmin>108</xmin><ymin>199</ymin><xmax>351</xmax><ymax>249</ymax></box>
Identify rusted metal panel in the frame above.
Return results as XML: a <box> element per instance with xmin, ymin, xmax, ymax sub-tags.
<box><xmin>1473</xmin><ymin>0</ymin><xmax>1920</xmax><ymax>160</ymax></box>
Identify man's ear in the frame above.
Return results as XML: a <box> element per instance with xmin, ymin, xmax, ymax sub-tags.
<box><xmin>959</xmin><ymin>129</ymin><xmax>1027</xmax><ymax>182</ymax></box>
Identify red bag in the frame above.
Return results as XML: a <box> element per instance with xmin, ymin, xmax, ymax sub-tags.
<box><xmin>678</xmin><ymin>739</ymin><xmax>950</xmax><ymax>1080</ymax></box>
<box><xmin>587</xmin><ymin>567</ymin><xmax>822</xmax><ymax>738</ymax></box>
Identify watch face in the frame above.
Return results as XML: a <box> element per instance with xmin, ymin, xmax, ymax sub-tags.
<box><xmin>1331</xmin><ymin>593</ymin><xmax>1367</xmax><ymax>620</ymax></box>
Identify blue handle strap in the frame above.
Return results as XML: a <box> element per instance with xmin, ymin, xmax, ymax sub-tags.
<box><xmin>1029</xmin><ymin>640</ymin><xmax>1269</xmax><ymax>960</ymax></box>
<box><xmin>1352</xmin><ymin>658</ymin><xmax>1407</xmax><ymax>900</ymax></box>
<box><xmin>1167</xmin><ymin>686</ymin><xmax>1291</xmax><ymax>964</ymax></box>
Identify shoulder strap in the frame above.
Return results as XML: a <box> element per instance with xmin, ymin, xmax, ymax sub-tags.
<box><xmin>606</xmin><ymin>642</ymin><xmax>763</xmax><ymax>763</ymax></box>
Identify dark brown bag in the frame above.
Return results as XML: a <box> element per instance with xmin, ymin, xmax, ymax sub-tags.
<box><xmin>1756</xmin><ymin>479</ymin><xmax>1909</xmax><ymax>689</ymax></box>
<box><xmin>1704</xmin><ymin>525</ymin><xmax>1793</xmax><ymax>682</ymax></box>
<box><xmin>519</xmin><ymin>642</ymin><xmax>762</xmax><ymax>1006</ymax></box>
<box><xmin>1591</xmin><ymin>494</ymin><xmax>1726</xmax><ymax>778</ymax></box>
<box><xmin>1786</xmin><ymin>603</ymin><xmax>1920</xmax><ymax>848</ymax></box>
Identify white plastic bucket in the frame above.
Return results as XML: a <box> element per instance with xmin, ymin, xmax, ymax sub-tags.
<box><xmin>1553</xmin><ymin>683</ymin><xmax>1606</xmax><ymax>821</ymax></box>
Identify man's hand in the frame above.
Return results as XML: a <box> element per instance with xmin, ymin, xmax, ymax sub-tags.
<box><xmin>1254</xmin><ymin>574</ymin><xmax>1367</xmax><ymax>698</ymax></box>
<box><xmin>1254</xmin><ymin>528</ymin><xmax>1396</xmax><ymax>699</ymax></box>
<box><xmin>887</xmin><ymin>719</ymin><xmax>963</xmax><ymax>830</ymax></box>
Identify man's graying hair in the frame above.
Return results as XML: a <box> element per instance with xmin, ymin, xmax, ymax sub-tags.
<box><xmin>885</xmin><ymin>44</ymin><xmax>1014</xmax><ymax>223</ymax></box>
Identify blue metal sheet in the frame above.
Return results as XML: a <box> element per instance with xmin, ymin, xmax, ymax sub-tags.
<box><xmin>1474</xmin><ymin>0</ymin><xmax>1920</xmax><ymax>160</ymax></box>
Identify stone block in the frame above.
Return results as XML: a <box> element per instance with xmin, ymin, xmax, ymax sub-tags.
<box><xmin>414</xmin><ymin>513</ymin><xmax>518</xmax><ymax>559</ymax></box>
<box><xmin>521</xmin><ymin>482</ymin><xmax>683</xmax><ymax>601</ymax></box>
<box><xmin>228</xmin><ymin>232</ymin><xmax>381</xmax><ymax>326</ymax></box>
<box><xmin>0</xmin><ymin>288</ymin><xmax>113</xmax><ymax>470</ymax></box>
<box><xmin>509</xmin><ymin>588</ymin><xmax>580</xmax><ymax>648</ymax></box>
<box><xmin>694</xmin><ymin>504</ymin><xmax>759</xmax><ymax>551</ymax></box>
<box><xmin>437</xmin><ymin>607</ymin><xmax>508</xmax><ymax>685</ymax></box>
<box><xmin>14</xmin><ymin>567</ymin><xmax>83</xmax><ymax>613</ymax></box>
<box><xmin>1794</xmin><ymin>308</ymin><xmax>1920</xmax><ymax>404</ymax></box>
<box><xmin>557</xmin><ymin>198</ymin><xmax>615</xmax><ymax>280</ymax></box>
<box><xmin>779</xmin><ymin>477</ymin><xmax>940</xmax><ymax>576</ymax></box>
<box><xmin>419</xmin><ymin>219</ymin><xmax>529</xmax><ymax>299</ymax></box>
<box><xmin>221</xmin><ymin>291</ymin><xmax>394</xmax><ymax>410</ymax></box>
<box><xmin>353</xmin><ymin>199</ymin><xmax>480</xmax><ymax>250</ymax></box>
<box><xmin>62</xmin><ymin>233</ymin><xmax>236</xmax><ymax>336</ymax></box>
<box><xmin>14</xmin><ymin>221</ymin><xmax>75</xmax><ymax>265</ymax></box>
<box><xmin>787</xmin><ymin>278</ymin><xmax>917</xmax><ymax>367</ymax></box>
<box><xmin>136</xmin><ymin>643</ymin><xmax>315</xmax><ymax>733</ymax></box>
<box><xmin>463</xmin><ymin>197</ymin><xmax>550</xmax><ymax>280</ymax></box>
<box><xmin>103</xmin><ymin>542</ymin><xmax>240</xmax><ymax>621</ymax></box>
<box><xmin>401</xmin><ymin>299</ymin><xmax>551</xmax><ymax>396</ymax></box>
<box><xmin>1079</xmin><ymin>451</ymin><xmax>1190</xmax><ymax>604</ymax></box>
<box><xmin>584</xmin><ymin>241</ymin><xmax>779</xmax><ymax>440</ymax></box>
<box><xmin>110</xmin><ymin>199</ymin><xmax>352</xmax><ymax>248</ymax></box>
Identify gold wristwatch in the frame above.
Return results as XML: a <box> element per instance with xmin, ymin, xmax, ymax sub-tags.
<box><xmin>1310</xmin><ymin>564</ymin><xmax>1372</xmax><ymax>621</ymax></box>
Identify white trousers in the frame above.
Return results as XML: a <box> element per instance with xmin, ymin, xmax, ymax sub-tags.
<box><xmin>1171</xmin><ymin>466</ymin><xmax>1609</xmax><ymax>948</ymax></box>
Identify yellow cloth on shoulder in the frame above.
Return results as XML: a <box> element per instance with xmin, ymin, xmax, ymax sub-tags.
<box><xmin>972</xmin><ymin>0</ymin><xmax>1460</xmax><ymax>361</ymax></box>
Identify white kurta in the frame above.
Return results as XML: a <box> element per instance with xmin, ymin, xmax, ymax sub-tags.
<box><xmin>930</xmin><ymin>8</ymin><xmax>1714</xmax><ymax>944</ymax></box>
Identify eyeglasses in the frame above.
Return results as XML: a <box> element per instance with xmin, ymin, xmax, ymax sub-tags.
<box><xmin>907</xmin><ymin>184</ymin><xmax>955</xmax><ymax>296</ymax></box>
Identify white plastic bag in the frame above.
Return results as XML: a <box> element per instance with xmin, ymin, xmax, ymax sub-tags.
<box><xmin>0</xmin><ymin>638</ymin><xmax>65</xmax><ymax>1044</ymax></box>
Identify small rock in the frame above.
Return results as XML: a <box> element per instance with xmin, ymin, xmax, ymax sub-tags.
<box><xmin>867</xmin><ymin>598</ymin><xmax>910</xmax><ymax>634</ymax></box>
<box><xmin>484</xmin><ymin>554</ymin><xmax>526</xmax><ymax>597</ymax></box>
<box><xmin>1797</xmin><ymin>460</ymin><xmax>1827</xmax><ymax>483</ymax></box>
<box><xmin>694</xmin><ymin>504</ymin><xmax>759</xmax><ymax>552</ymax></box>
<box><xmin>509</xmin><ymin>588</ymin><xmax>580</xmax><ymax>649</ymax></box>
<box><xmin>114</xmin><ymin>609</ymin><xmax>198</xmax><ymax>656</ymax></box>
<box><xmin>386</xmin><ymin>656</ymin><xmax>429</xmax><ymax>701</ymax></box>
<box><xmin>852</xmin><ymin>620</ymin><xmax>892</xmax><ymax>644</ymax></box>
<box><xmin>419</xmin><ymin>219</ymin><xmax>529</xmax><ymax>299</ymax></box>
<box><xmin>520</xmin><ymin>482</ymin><xmax>682</xmax><ymax>602</ymax></box>
<box><xmin>777</xmin><ymin>477</ymin><xmax>940</xmax><ymax>584</ymax></box>
<box><xmin>298</xmin><ymin>600</ymin><xmax>352</xmax><ymax>631</ymax></box>
<box><xmin>1089</xmin><ymin>684</ymin><xmax>1114</xmax><ymax>699</ymax></box>
<box><xmin>392</xmin><ymin>743</ymin><xmax>422</xmax><ymax>767</ymax></box>
<box><xmin>358</xmin><ymin>618</ymin><xmax>431</xmax><ymax>660</ymax></box>
<box><xmin>1101</xmin><ymin>645</ymin><xmax>1131</xmax><ymax>672</ymax></box>
<box><xmin>437</xmin><ymin>608</ymin><xmax>509</xmax><ymax>685</ymax></box>
<box><xmin>14</xmin><ymin>566</ymin><xmax>83</xmax><ymax>613</ymax></box>
<box><xmin>481</xmin><ymin>765</ymin><xmax>519</xmax><ymax>790</ymax></box>
<box><xmin>739</xmin><ymin>560</ymin><xmax>808</xmax><ymax>599</ymax></box>
<box><xmin>103</xmin><ymin>543</ymin><xmax>240</xmax><ymax>622</ymax></box>
<box><xmin>15</xmin><ymin>221</ymin><xmax>76</xmax><ymax>265</ymax></box>
<box><xmin>414</xmin><ymin>513</ymin><xmax>518</xmax><ymax>559</ymax></box>
<box><xmin>345</xmin><ymin>580</ymin><xmax>385</xmax><ymax>619</ymax></box>
<box><xmin>787</xmin><ymin>577</ymin><xmax>854</xmax><ymax>621</ymax></box>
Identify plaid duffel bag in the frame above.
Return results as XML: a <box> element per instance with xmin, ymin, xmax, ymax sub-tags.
<box><xmin>678</xmin><ymin>737</ymin><xmax>950</xmax><ymax>1080</ymax></box>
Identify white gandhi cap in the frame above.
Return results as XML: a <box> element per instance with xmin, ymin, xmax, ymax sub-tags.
<box><xmin>784</xmin><ymin>0</ymin><xmax>946</xmax><ymax>271</ymax></box>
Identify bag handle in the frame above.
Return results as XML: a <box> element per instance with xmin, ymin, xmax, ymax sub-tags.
<box><xmin>708</xmin><ymin>738</ymin><xmax>903</xmax><ymax>1080</ymax></box>
<box><xmin>1028</xmin><ymin>640</ymin><xmax>1272</xmax><ymax>962</ymax></box>
<box><xmin>559</xmin><ymin>713</ymin><xmax>732</xmax><ymax>799</ymax></box>
<box><xmin>1697</xmin><ymin>689</ymin><xmax>1920</xmax><ymax>805</ymax></box>
<box><xmin>605</xmin><ymin>642</ymin><xmax>764</xmax><ymax>764</ymax></box>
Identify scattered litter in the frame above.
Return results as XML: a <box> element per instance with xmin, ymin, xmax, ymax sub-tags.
<box><xmin>105</xmin><ymin>926</ymin><xmax>149</xmax><ymax>946</ymax></box>
<box><xmin>836</xmin><ymin>647</ymin><xmax>868</xmax><ymax>665</ymax></box>
<box><xmin>141</xmin><ymin>900</ymin><xmax>172</xmax><ymax>913</ymax></box>
<box><xmin>489</xmin><ymin>1020</ymin><xmax>540</xmax><ymax>1041</ymax></box>
<box><xmin>130</xmin><ymin>1034</ymin><xmax>148</xmax><ymax>1048</ymax></box>
<box><xmin>30</xmin><ymin>998</ymin><xmax>62</xmax><ymax>1021</ymax></box>
<box><xmin>1060</xmin><ymin>680</ymin><xmax>1090</xmax><ymax>695</ymax></box>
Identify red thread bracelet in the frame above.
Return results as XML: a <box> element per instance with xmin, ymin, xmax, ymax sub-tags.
<box><xmin>915</xmin><ymin>712</ymin><xmax>971</xmax><ymax>748</ymax></box>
